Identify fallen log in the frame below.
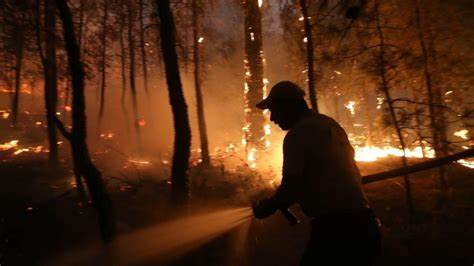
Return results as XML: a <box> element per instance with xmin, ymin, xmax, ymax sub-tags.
<box><xmin>362</xmin><ymin>149</ymin><xmax>474</xmax><ymax>184</ymax></box>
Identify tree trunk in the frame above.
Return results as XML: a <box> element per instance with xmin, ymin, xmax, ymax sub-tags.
<box><xmin>98</xmin><ymin>0</ymin><xmax>108</xmax><ymax>124</ymax></box>
<box><xmin>375</xmin><ymin>2</ymin><xmax>414</xmax><ymax>221</ymax></box>
<box><xmin>243</xmin><ymin>0</ymin><xmax>266</xmax><ymax>160</ymax></box>
<box><xmin>138</xmin><ymin>0</ymin><xmax>149</xmax><ymax>93</ymax></box>
<box><xmin>55</xmin><ymin>0</ymin><xmax>115</xmax><ymax>242</ymax></box>
<box><xmin>11</xmin><ymin>24</ymin><xmax>24</xmax><ymax>127</ymax></box>
<box><xmin>45</xmin><ymin>0</ymin><xmax>59</xmax><ymax>164</ymax></box>
<box><xmin>299</xmin><ymin>0</ymin><xmax>318</xmax><ymax>113</ymax></box>
<box><xmin>413</xmin><ymin>0</ymin><xmax>448</xmax><ymax>194</ymax></box>
<box><xmin>119</xmin><ymin>0</ymin><xmax>131</xmax><ymax>137</ymax></box>
<box><xmin>192</xmin><ymin>0</ymin><xmax>210</xmax><ymax>165</ymax></box>
<box><xmin>128</xmin><ymin>0</ymin><xmax>141</xmax><ymax>139</ymax></box>
<box><xmin>119</xmin><ymin>0</ymin><xmax>127</xmax><ymax>99</ymax></box>
<box><xmin>77</xmin><ymin>0</ymin><xmax>85</xmax><ymax>54</ymax></box>
<box><xmin>156</xmin><ymin>0</ymin><xmax>192</xmax><ymax>203</ymax></box>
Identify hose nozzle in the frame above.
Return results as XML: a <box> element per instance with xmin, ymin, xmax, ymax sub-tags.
<box><xmin>280</xmin><ymin>208</ymin><xmax>300</xmax><ymax>225</ymax></box>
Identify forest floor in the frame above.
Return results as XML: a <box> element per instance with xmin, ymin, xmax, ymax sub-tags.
<box><xmin>0</xmin><ymin>149</ymin><xmax>473</xmax><ymax>266</ymax></box>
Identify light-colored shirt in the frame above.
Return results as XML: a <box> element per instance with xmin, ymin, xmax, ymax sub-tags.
<box><xmin>273</xmin><ymin>110</ymin><xmax>369</xmax><ymax>217</ymax></box>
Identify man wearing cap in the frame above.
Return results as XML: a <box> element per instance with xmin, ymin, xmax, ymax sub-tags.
<box><xmin>252</xmin><ymin>81</ymin><xmax>382</xmax><ymax>265</ymax></box>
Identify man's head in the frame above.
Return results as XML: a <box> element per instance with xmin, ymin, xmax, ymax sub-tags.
<box><xmin>256</xmin><ymin>81</ymin><xmax>309</xmax><ymax>130</ymax></box>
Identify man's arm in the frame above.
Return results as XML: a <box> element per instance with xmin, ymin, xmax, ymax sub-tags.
<box><xmin>271</xmin><ymin>173</ymin><xmax>302</xmax><ymax>209</ymax></box>
<box><xmin>253</xmin><ymin>130</ymin><xmax>306</xmax><ymax>218</ymax></box>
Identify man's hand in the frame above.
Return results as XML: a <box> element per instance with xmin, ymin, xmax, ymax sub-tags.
<box><xmin>252</xmin><ymin>198</ymin><xmax>278</xmax><ymax>219</ymax></box>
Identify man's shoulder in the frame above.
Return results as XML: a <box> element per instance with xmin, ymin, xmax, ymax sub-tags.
<box><xmin>292</xmin><ymin>113</ymin><xmax>339</xmax><ymax>133</ymax></box>
<box><xmin>285</xmin><ymin>114</ymin><xmax>324</xmax><ymax>142</ymax></box>
<box><xmin>285</xmin><ymin>112</ymin><xmax>345</xmax><ymax>146</ymax></box>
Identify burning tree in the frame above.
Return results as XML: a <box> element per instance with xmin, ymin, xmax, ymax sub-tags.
<box><xmin>299</xmin><ymin>0</ymin><xmax>319</xmax><ymax>112</ymax></box>
<box><xmin>242</xmin><ymin>0</ymin><xmax>269</xmax><ymax>168</ymax></box>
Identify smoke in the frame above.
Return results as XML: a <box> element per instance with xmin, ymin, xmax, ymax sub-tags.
<box><xmin>0</xmin><ymin>0</ymin><xmax>297</xmax><ymax>175</ymax></box>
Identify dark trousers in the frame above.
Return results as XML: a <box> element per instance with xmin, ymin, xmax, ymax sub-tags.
<box><xmin>300</xmin><ymin>208</ymin><xmax>382</xmax><ymax>266</ymax></box>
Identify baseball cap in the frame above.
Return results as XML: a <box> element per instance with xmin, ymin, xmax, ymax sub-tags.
<box><xmin>256</xmin><ymin>81</ymin><xmax>306</xmax><ymax>109</ymax></box>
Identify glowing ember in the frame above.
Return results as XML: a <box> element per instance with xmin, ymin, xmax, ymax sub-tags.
<box><xmin>138</xmin><ymin>119</ymin><xmax>146</xmax><ymax>127</ymax></box>
<box><xmin>264</xmin><ymin>124</ymin><xmax>271</xmax><ymax>135</ymax></box>
<box><xmin>64</xmin><ymin>105</ymin><xmax>72</xmax><ymax>111</ymax></box>
<box><xmin>457</xmin><ymin>159</ymin><xmax>474</xmax><ymax>169</ymax></box>
<box><xmin>100</xmin><ymin>132</ymin><xmax>114</xmax><ymax>139</ymax></box>
<box><xmin>35</xmin><ymin>121</ymin><xmax>43</xmax><ymax>126</ymax></box>
<box><xmin>32</xmin><ymin>146</ymin><xmax>44</xmax><ymax>153</ymax></box>
<box><xmin>1</xmin><ymin>110</ymin><xmax>10</xmax><ymax>119</ymax></box>
<box><xmin>376</xmin><ymin>97</ymin><xmax>384</xmax><ymax>109</ymax></box>
<box><xmin>14</xmin><ymin>148</ymin><xmax>30</xmax><ymax>155</ymax></box>
<box><xmin>264</xmin><ymin>139</ymin><xmax>271</xmax><ymax>148</ymax></box>
<box><xmin>225</xmin><ymin>143</ymin><xmax>237</xmax><ymax>153</ymax></box>
<box><xmin>247</xmin><ymin>148</ymin><xmax>257</xmax><ymax>168</ymax></box>
<box><xmin>21</xmin><ymin>85</ymin><xmax>32</xmax><ymax>94</ymax></box>
<box><xmin>303</xmin><ymin>37</ymin><xmax>307</xmax><ymax>43</ymax></box>
<box><xmin>198</xmin><ymin>37</ymin><xmax>204</xmax><ymax>43</ymax></box>
<box><xmin>344</xmin><ymin>101</ymin><xmax>356</xmax><ymax>115</ymax></box>
<box><xmin>0</xmin><ymin>140</ymin><xmax>19</xmax><ymax>151</ymax></box>
<box><xmin>12</xmin><ymin>145</ymin><xmax>45</xmax><ymax>156</ymax></box>
<box><xmin>128</xmin><ymin>159</ymin><xmax>151</xmax><ymax>165</ymax></box>
<box><xmin>453</xmin><ymin>129</ymin><xmax>469</xmax><ymax>140</ymax></box>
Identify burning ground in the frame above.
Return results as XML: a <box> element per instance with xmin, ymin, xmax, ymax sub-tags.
<box><xmin>0</xmin><ymin>134</ymin><xmax>473</xmax><ymax>265</ymax></box>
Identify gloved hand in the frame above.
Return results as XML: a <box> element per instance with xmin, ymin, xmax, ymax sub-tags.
<box><xmin>252</xmin><ymin>198</ymin><xmax>278</xmax><ymax>219</ymax></box>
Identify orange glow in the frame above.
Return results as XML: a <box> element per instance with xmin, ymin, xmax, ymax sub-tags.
<box><xmin>354</xmin><ymin>145</ymin><xmax>434</xmax><ymax>162</ymax></box>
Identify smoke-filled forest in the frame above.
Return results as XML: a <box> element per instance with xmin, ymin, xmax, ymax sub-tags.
<box><xmin>0</xmin><ymin>0</ymin><xmax>473</xmax><ymax>265</ymax></box>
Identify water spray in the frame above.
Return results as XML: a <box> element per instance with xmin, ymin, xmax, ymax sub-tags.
<box><xmin>49</xmin><ymin>204</ymin><xmax>300</xmax><ymax>265</ymax></box>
